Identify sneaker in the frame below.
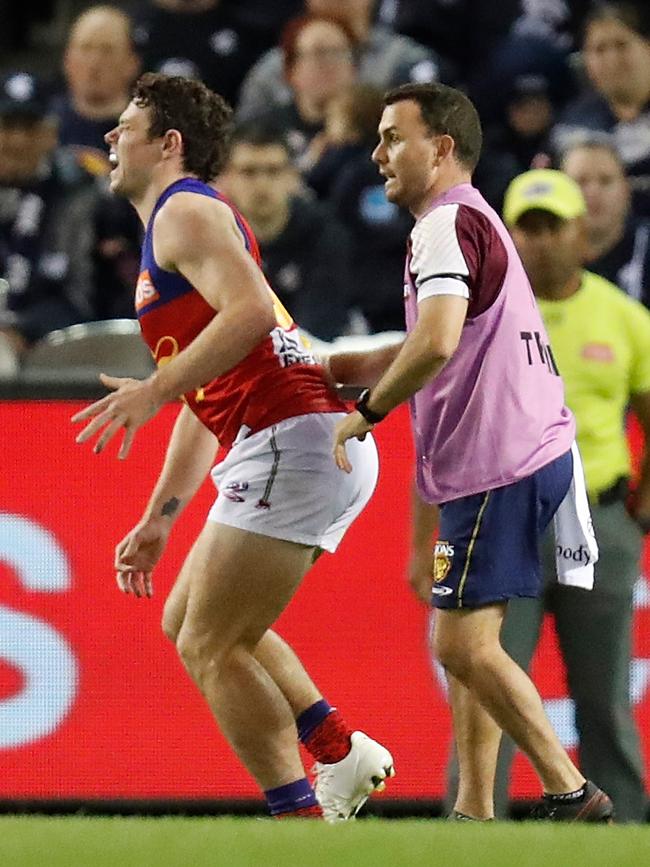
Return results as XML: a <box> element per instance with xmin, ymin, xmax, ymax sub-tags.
<box><xmin>313</xmin><ymin>730</ymin><xmax>395</xmax><ymax>822</ymax></box>
<box><xmin>530</xmin><ymin>780</ymin><xmax>614</xmax><ymax>823</ymax></box>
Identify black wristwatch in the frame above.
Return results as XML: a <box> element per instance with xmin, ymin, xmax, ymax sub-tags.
<box><xmin>355</xmin><ymin>388</ymin><xmax>387</xmax><ymax>424</ymax></box>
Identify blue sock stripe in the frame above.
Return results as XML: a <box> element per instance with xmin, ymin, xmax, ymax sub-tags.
<box><xmin>264</xmin><ymin>777</ymin><xmax>318</xmax><ymax>815</ymax></box>
<box><xmin>296</xmin><ymin>699</ymin><xmax>333</xmax><ymax>742</ymax></box>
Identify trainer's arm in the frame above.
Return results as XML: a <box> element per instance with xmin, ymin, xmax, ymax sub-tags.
<box><xmin>361</xmin><ymin>294</ymin><xmax>467</xmax><ymax>417</ymax></box>
<box><xmin>409</xmin><ymin>486</ymin><xmax>440</xmax><ymax>604</ymax></box>
<box><xmin>142</xmin><ymin>403</ymin><xmax>219</xmax><ymax>524</ymax></box>
<box><xmin>150</xmin><ymin>193</ymin><xmax>277</xmax><ymax>403</ymax></box>
<box><xmin>333</xmin><ymin>295</ymin><xmax>467</xmax><ymax>473</ymax></box>
<box><xmin>326</xmin><ymin>342</ymin><xmax>404</xmax><ymax>387</ymax></box>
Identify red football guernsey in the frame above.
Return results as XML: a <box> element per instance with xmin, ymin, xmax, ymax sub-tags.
<box><xmin>136</xmin><ymin>177</ymin><xmax>345</xmax><ymax>448</ymax></box>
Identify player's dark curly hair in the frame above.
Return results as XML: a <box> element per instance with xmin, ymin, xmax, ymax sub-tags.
<box><xmin>132</xmin><ymin>73</ymin><xmax>233</xmax><ymax>181</ymax></box>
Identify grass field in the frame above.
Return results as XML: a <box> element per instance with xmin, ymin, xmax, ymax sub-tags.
<box><xmin>2</xmin><ymin>817</ymin><xmax>650</xmax><ymax>867</ymax></box>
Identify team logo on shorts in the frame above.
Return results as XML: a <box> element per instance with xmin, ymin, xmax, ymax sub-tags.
<box><xmin>433</xmin><ymin>541</ymin><xmax>454</xmax><ymax>583</ymax></box>
<box><xmin>224</xmin><ymin>481</ymin><xmax>248</xmax><ymax>502</ymax></box>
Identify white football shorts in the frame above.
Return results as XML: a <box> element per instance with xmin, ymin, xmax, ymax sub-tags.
<box><xmin>208</xmin><ymin>412</ymin><xmax>378</xmax><ymax>552</ymax></box>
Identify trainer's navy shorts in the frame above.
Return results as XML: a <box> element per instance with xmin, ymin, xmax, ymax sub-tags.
<box><xmin>431</xmin><ymin>450</ymin><xmax>573</xmax><ymax>609</ymax></box>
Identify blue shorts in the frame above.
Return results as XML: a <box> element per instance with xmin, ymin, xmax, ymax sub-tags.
<box><xmin>431</xmin><ymin>450</ymin><xmax>573</xmax><ymax>609</ymax></box>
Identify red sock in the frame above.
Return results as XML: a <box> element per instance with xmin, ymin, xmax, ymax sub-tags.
<box><xmin>275</xmin><ymin>804</ymin><xmax>323</xmax><ymax>819</ymax></box>
<box><xmin>303</xmin><ymin>709</ymin><xmax>352</xmax><ymax>763</ymax></box>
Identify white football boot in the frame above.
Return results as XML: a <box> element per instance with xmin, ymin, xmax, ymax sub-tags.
<box><xmin>313</xmin><ymin>731</ymin><xmax>395</xmax><ymax>823</ymax></box>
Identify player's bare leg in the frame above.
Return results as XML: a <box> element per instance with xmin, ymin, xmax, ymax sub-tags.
<box><xmin>164</xmin><ymin>560</ymin><xmax>327</xmax><ymax>717</ymax></box>
<box><xmin>163</xmin><ymin>532</ymin><xmax>393</xmax><ymax>819</ymax></box>
<box><xmin>167</xmin><ymin>522</ymin><xmax>315</xmax><ymax>790</ymax></box>
<box><xmin>434</xmin><ymin>603</ymin><xmax>585</xmax><ymax>796</ymax></box>
<box><xmin>447</xmin><ymin>672</ymin><xmax>501</xmax><ymax>819</ymax></box>
<box><xmin>253</xmin><ymin>630</ymin><xmax>322</xmax><ymax>714</ymax></box>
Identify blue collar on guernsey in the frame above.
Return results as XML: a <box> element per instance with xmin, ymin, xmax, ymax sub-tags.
<box><xmin>147</xmin><ymin>176</ymin><xmax>253</xmax><ymax>254</ymax></box>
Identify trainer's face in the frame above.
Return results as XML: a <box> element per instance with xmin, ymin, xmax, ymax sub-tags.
<box><xmin>372</xmin><ymin>100</ymin><xmax>440</xmax><ymax>214</ymax></box>
<box><xmin>105</xmin><ymin>102</ymin><xmax>163</xmax><ymax>198</ymax></box>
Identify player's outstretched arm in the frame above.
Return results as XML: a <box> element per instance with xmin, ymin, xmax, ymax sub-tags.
<box><xmin>115</xmin><ymin>404</ymin><xmax>218</xmax><ymax>598</ymax></box>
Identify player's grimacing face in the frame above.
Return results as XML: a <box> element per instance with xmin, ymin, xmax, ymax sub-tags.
<box><xmin>105</xmin><ymin>102</ymin><xmax>162</xmax><ymax>197</ymax></box>
<box><xmin>372</xmin><ymin>101</ymin><xmax>439</xmax><ymax>210</ymax></box>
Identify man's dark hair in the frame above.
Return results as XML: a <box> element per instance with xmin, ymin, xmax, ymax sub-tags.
<box><xmin>132</xmin><ymin>72</ymin><xmax>233</xmax><ymax>181</ymax></box>
<box><xmin>230</xmin><ymin>121</ymin><xmax>290</xmax><ymax>153</ymax></box>
<box><xmin>383</xmin><ymin>83</ymin><xmax>483</xmax><ymax>171</ymax></box>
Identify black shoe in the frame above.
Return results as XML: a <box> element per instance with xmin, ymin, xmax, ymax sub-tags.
<box><xmin>530</xmin><ymin>780</ymin><xmax>614</xmax><ymax>823</ymax></box>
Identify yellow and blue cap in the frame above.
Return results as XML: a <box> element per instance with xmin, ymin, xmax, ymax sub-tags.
<box><xmin>503</xmin><ymin>168</ymin><xmax>586</xmax><ymax>227</ymax></box>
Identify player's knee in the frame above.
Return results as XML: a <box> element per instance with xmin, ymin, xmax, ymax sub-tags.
<box><xmin>176</xmin><ymin>629</ymin><xmax>217</xmax><ymax>676</ymax></box>
<box><xmin>176</xmin><ymin>627</ymin><xmax>242</xmax><ymax>690</ymax></box>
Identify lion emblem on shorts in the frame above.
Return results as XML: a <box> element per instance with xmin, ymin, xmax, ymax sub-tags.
<box><xmin>433</xmin><ymin>541</ymin><xmax>454</xmax><ymax>583</ymax></box>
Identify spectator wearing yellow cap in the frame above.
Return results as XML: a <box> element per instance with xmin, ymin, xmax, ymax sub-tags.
<box><xmin>487</xmin><ymin>168</ymin><xmax>649</xmax><ymax>821</ymax></box>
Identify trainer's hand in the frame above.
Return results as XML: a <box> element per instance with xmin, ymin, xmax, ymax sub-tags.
<box><xmin>333</xmin><ymin>411</ymin><xmax>374</xmax><ymax>473</ymax></box>
<box><xmin>408</xmin><ymin>545</ymin><xmax>434</xmax><ymax>604</ymax></box>
<box><xmin>114</xmin><ymin>517</ymin><xmax>171</xmax><ymax>599</ymax></box>
<box><xmin>71</xmin><ymin>373</ymin><xmax>163</xmax><ymax>459</ymax></box>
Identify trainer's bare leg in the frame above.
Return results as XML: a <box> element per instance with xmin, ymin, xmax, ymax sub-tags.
<box><xmin>164</xmin><ymin>521</ymin><xmax>319</xmax><ymax>789</ymax></box>
<box><xmin>434</xmin><ymin>603</ymin><xmax>584</xmax><ymax>796</ymax></box>
<box><xmin>447</xmin><ymin>673</ymin><xmax>502</xmax><ymax>819</ymax></box>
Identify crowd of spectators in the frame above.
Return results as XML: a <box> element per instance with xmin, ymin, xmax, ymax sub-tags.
<box><xmin>0</xmin><ymin>0</ymin><xmax>650</xmax><ymax>374</ymax></box>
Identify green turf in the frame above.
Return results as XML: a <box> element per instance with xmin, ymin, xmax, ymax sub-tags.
<box><xmin>1</xmin><ymin>817</ymin><xmax>649</xmax><ymax>867</ymax></box>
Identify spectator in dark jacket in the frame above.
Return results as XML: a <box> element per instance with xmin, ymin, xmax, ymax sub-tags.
<box><xmin>312</xmin><ymin>83</ymin><xmax>412</xmax><ymax>332</ymax></box>
<box><xmin>0</xmin><ymin>72</ymin><xmax>99</xmax><ymax>369</ymax></box>
<box><xmin>388</xmin><ymin>0</ymin><xmax>590</xmax><ymax>91</ymax></box>
<box><xmin>552</xmin><ymin>2</ymin><xmax>650</xmax><ymax>216</ymax></box>
<box><xmin>474</xmin><ymin>72</ymin><xmax>557</xmax><ymax>213</ymax></box>
<box><xmin>50</xmin><ymin>5</ymin><xmax>140</xmax><ymax>174</ymax></box>
<box><xmin>221</xmin><ymin>123</ymin><xmax>353</xmax><ymax>340</ymax></box>
<box><xmin>133</xmin><ymin>0</ymin><xmax>282</xmax><ymax>109</ymax></box>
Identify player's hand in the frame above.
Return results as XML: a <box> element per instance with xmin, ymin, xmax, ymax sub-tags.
<box><xmin>71</xmin><ymin>373</ymin><xmax>163</xmax><ymax>460</ymax></box>
<box><xmin>408</xmin><ymin>545</ymin><xmax>434</xmax><ymax>604</ymax></box>
<box><xmin>333</xmin><ymin>411</ymin><xmax>374</xmax><ymax>473</ymax></box>
<box><xmin>114</xmin><ymin>517</ymin><xmax>171</xmax><ymax>599</ymax></box>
